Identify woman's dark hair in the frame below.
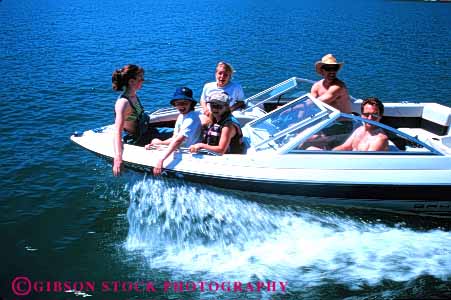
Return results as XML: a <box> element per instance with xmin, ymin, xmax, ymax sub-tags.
<box><xmin>361</xmin><ymin>97</ymin><xmax>384</xmax><ymax>115</ymax></box>
<box><xmin>112</xmin><ymin>64</ymin><xmax>144</xmax><ymax>91</ymax></box>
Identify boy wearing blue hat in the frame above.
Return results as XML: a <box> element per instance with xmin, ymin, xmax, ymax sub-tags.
<box><xmin>145</xmin><ymin>87</ymin><xmax>202</xmax><ymax>176</ymax></box>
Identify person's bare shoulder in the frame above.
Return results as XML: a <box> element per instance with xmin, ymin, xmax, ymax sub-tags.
<box><xmin>329</xmin><ymin>80</ymin><xmax>349</xmax><ymax>101</ymax></box>
<box><xmin>310</xmin><ymin>80</ymin><xmax>323</xmax><ymax>95</ymax></box>
<box><xmin>330</xmin><ymin>78</ymin><xmax>347</xmax><ymax>89</ymax></box>
<box><xmin>114</xmin><ymin>97</ymin><xmax>129</xmax><ymax>112</ymax></box>
<box><xmin>312</xmin><ymin>80</ymin><xmax>322</xmax><ymax>87</ymax></box>
<box><xmin>311</xmin><ymin>80</ymin><xmax>320</xmax><ymax>90</ymax></box>
<box><xmin>332</xmin><ymin>78</ymin><xmax>348</xmax><ymax>90</ymax></box>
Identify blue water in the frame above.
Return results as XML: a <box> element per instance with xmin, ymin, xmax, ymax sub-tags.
<box><xmin>1</xmin><ymin>0</ymin><xmax>451</xmax><ymax>299</ymax></box>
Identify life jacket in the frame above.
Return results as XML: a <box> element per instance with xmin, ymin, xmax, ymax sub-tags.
<box><xmin>203</xmin><ymin>114</ymin><xmax>244</xmax><ymax>154</ymax></box>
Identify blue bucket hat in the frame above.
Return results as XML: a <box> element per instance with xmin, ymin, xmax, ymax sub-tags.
<box><xmin>170</xmin><ymin>87</ymin><xmax>196</xmax><ymax>106</ymax></box>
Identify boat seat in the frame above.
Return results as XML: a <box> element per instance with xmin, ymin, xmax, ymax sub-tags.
<box><xmin>422</xmin><ymin>103</ymin><xmax>451</xmax><ymax>135</ymax></box>
<box><xmin>383</xmin><ymin>103</ymin><xmax>424</xmax><ymax>118</ymax></box>
<box><xmin>398</xmin><ymin>127</ymin><xmax>440</xmax><ymax>141</ymax></box>
<box><xmin>398</xmin><ymin>104</ymin><xmax>451</xmax><ymax>140</ymax></box>
<box><xmin>387</xmin><ymin>140</ymin><xmax>400</xmax><ymax>152</ymax></box>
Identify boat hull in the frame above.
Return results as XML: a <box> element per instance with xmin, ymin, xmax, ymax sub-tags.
<box><xmin>109</xmin><ymin>153</ymin><xmax>451</xmax><ymax>217</ymax></box>
<box><xmin>71</xmin><ymin>124</ymin><xmax>451</xmax><ymax>217</ymax></box>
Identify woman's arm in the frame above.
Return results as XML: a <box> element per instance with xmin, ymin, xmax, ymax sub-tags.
<box><xmin>113</xmin><ymin>98</ymin><xmax>128</xmax><ymax>176</ymax></box>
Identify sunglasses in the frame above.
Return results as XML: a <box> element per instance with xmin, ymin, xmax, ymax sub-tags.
<box><xmin>321</xmin><ymin>65</ymin><xmax>339</xmax><ymax>72</ymax></box>
<box><xmin>362</xmin><ymin>112</ymin><xmax>380</xmax><ymax>118</ymax></box>
<box><xmin>210</xmin><ymin>104</ymin><xmax>225</xmax><ymax>110</ymax></box>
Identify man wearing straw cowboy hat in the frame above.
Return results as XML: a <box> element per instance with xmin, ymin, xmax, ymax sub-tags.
<box><xmin>311</xmin><ymin>54</ymin><xmax>352</xmax><ymax>114</ymax></box>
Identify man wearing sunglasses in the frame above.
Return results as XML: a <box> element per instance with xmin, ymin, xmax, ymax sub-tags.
<box><xmin>311</xmin><ymin>54</ymin><xmax>352</xmax><ymax>114</ymax></box>
<box><xmin>333</xmin><ymin>97</ymin><xmax>388</xmax><ymax>151</ymax></box>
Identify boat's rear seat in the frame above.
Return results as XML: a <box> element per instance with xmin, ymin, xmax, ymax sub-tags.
<box><xmin>395</xmin><ymin>103</ymin><xmax>451</xmax><ymax>139</ymax></box>
<box><xmin>386</xmin><ymin>103</ymin><xmax>451</xmax><ymax>148</ymax></box>
<box><xmin>359</xmin><ymin>101</ymin><xmax>451</xmax><ymax>135</ymax></box>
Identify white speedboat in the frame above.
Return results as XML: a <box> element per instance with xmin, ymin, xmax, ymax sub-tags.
<box><xmin>71</xmin><ymin>78</ymin><xmax>451</xmax><ymax>216</ymax></box>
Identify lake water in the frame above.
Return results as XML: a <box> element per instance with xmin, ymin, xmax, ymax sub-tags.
<box><xmin>1</xmin><ymin>0</ymin><xmax>450</xmax><ymax>299</ymax></box>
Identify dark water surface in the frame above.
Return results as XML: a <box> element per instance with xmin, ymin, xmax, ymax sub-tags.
<box><xmin>1</xmin><ymin>0</ymin><xmax>450</xmax><ymax>299</ymax></box>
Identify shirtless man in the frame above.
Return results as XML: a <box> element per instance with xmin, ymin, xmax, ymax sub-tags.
<box><xmin>333</xmin><ymin>97</ymin><xmax>388</xmax><ymax>151</ymax></box>
<box><xmin>311</xmin><ymin>54</ymin><xmax>352</xmax><ymax>114</ymax></box>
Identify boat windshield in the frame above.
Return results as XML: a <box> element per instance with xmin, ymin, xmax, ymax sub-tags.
<box><xmin>245</xmin><ymin>95</ymin><xmax>332</xmax><ymax>150</ymax></box>
<box><xmin>244</xmin><ymin>77</ymin><xmax>313</xmax><ymax>112</ymax></box>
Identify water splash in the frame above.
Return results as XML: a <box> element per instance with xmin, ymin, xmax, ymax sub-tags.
<box><xmin>125</xmin><ymin>177</ymin><xmax>451</xmax><ymax>290</ymax></box>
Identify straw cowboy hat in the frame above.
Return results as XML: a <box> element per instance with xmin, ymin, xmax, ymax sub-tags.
<box><xmin>315</xmin><ymin>54</ymin><xmax>344</xmax><ymax>74</ymax></box>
